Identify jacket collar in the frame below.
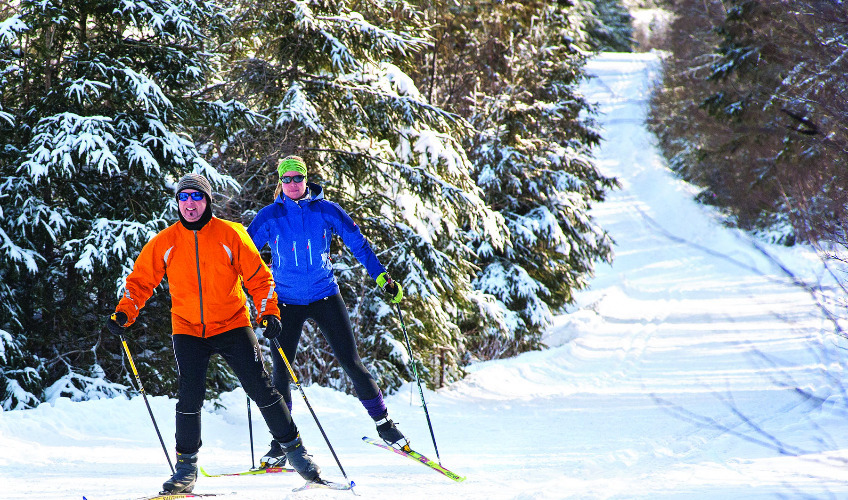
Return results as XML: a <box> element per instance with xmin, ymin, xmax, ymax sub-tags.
<box><xmin>276</xmin><ymin>182</ymin><xmax>324</xmax><ymax>205</ymax></box>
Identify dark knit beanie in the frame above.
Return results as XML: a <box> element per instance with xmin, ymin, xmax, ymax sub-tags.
<box><xmin>175</xmin><ymin>173</ymin><xmax>213</xmax><ymax>201</ymax></box>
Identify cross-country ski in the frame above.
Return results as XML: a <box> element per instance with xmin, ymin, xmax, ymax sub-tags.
<box><xmin>363</xmin><ymin>437</ymin><xmax>466</xmax><ymax>482</ymax></box>
<box><xmin>198</xmin><ymin>466</ymin><xmax>296</xmax><ymax>477</ymax></box>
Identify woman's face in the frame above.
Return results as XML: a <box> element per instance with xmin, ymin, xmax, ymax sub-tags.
<box><xmin>281</xmin><ymin>172</ymin><xmax>307</xmax><ymax>199</ymax></box>
<box><xmin>178</xmin><ymin>189</ymin><xmax>207</xmax><ymax>222</ymax></box>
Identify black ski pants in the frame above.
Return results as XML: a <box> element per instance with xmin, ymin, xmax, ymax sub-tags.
<box><xmin>271</xmin><ymin>293</ymin><xmax>380</xmax><ymax>405</ymax></box>
<box><xmin>172</xmin><ymin>326</ymin><xmax>297</xmax><ymax>454</ymax></box>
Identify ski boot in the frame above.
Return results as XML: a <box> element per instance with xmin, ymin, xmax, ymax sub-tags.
<box><xmin>375</xmin><ymin>413</ymin><xmax>409</xmax><ymax>449</ymax></box>
<box><xmin>280</xmin><ymin>434</ymin><xmax>320</xmax><ymax>481</ymax></box>
<box><xmin>259</xmin><ymin>439</ymin><xmax>287</xmax><ymax>469</ymax></box>
<box><xmin>161</xmin><ymin>451</ymin><xmax>198</xmax><ymax>494</ymax></box>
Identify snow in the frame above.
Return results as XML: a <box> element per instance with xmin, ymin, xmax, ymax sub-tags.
<box><xmin>0</xmin><ymin>14</ymin><xmax>27</xmax><ymax>46</ymax></box>
<box><xmin>276</xmin><ymin>83</ymin><xmax>324</xmax><ymax>133</ymax></box>
<box><xmin>3</xmin><ymin>52</ymin><xmax>848</xmax><ymax>499</ymax></box>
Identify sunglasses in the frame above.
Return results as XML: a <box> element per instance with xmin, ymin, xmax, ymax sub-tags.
<box><xmin>178</xmin><ymin>191</ymin><xmax>205</xmax><ymax>202</ymax></box>
<box><xmin>280</xmin><ymin>175</ymin><xmax>305</xmax><ymax>184</ymax></box>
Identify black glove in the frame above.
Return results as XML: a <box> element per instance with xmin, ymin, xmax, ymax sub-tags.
<box><xmin>261</xmin><ymin>315</ymin><xmax>282</xmax><ymax>340</ymax></box>
<box><xmin>107</xmin><ymin>312</ymin><xmax>128</xmax><ymax>337</ymax></box>
<box><xmin>384</xmin><ymin>280</ymin><xmax>403</xmax><ymax>303</ymax></box>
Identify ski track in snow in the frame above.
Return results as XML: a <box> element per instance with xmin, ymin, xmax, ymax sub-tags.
<box><xmin>3</xmin><ymin>52</ymin><xmax>848</xmax><ymax>500</ymax></box>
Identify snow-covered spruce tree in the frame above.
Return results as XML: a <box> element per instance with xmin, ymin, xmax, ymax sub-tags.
<box><xmin>649</xmin><ymin>0</ymin><xmax>848</xmax><ymax>245</ymax></box>
<box><xmin>211</xmin><ymin>0</ymin><xmax>506</xmax><ymax>391</ymax></box>
<box><xmin>585</xmin><ymin>0</ymin><xmax>635</xmax><ymax>52</ymax></box>
<box><xmin>0</xmin><ymin>0</ymin><xmax>253</xmax><ymax>407</ymax></box>
<box><xmin>411</xmin><ymin>0</ymin><xmax>618</xmax><ymax>358</ymax></box>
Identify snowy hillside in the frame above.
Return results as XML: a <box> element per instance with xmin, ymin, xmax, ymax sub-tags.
<box><xmin>3</xmin><ymin>52</ymin><xmax>848</xmax><ymax>500</ymax></box>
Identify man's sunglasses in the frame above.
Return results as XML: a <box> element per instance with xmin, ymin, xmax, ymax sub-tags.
<box><xmin>280</xmin><ymin>175</ymin><xmax>305</xmax><ymax>184</ymax></box>
<box><xmin>178</xmin><ymin>191</ymin><xmax>205</xmax><ymax>202</ymax></box>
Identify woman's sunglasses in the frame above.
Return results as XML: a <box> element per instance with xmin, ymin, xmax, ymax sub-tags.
<box><xmin>280</xmin><ymin>175</ymin><xmax>305</xmax><ymax>184</ymax></box>
<box><xmin>178</xmin><ymin>191</ymin><xmax>205</xmax><ymax>202</ymax></box>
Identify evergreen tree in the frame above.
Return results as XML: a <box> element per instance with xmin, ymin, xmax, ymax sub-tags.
<box><xmin>649</xmin><ymin>0</ymin><xmax>848</xmax><ymax>244</ymax></box>
<box><xmin>0</xmin><ymin>0</ymin><xmax>252</xmax><ymax>408</ymax></box>
<box><xmin>211</xmin><ymin>0</ymin><xmax>507</xmax><ymax>391</ymax></box>
<box><xmin>411</xmin><ymin>0</ymin><xmax>618</xmax><ymax>358</ymax></box>
<box><xmin>586</xmin><ymin>0</ymin><xmax>635</xmax><ymax>52</ymax></box>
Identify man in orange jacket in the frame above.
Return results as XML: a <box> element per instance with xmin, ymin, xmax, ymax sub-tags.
<box><xmin>106</xmin><ymin>173</ymin><xmax>322</xmax><ymax>494</ymax></box>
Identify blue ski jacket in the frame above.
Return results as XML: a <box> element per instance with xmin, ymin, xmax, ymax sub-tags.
<box><xmin>247</xmin><ymin>182</ymin><xmax>386</xmax><ymax>305</ymax></box>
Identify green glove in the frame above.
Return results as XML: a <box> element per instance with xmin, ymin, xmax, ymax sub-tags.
<box><xmin>376</xmin><ymin>272</ymin><xmax>403</xmax><ymax>304</ymax></box>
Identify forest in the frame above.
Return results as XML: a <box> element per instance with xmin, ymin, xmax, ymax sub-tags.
<box><xmin>7</xmin><ymin>0</ymin><xmax>841</xmax><ymax>413</ymax></box>
<box><xmin>649</xmin><ymin>1</ymin><xmax>848</xmax><ymax>248</ymax></box>
<box><xmin>0</xmin><ymin>0</ymin><xmax>634</xmax><ymax>409</ymax></box>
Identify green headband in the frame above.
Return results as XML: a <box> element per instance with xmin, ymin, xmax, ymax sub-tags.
<box><xmin>278</xmin><ymin>156</ymin><xmax>307</xmax><ymax>177</ymax></box>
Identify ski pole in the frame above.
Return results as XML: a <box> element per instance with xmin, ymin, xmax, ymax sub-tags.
<box><xmin>247</xmin><ymin>395</ymin><xmax>255</xmax><ymax>469</ymax></box>
<box><xmin>394</xmin><ymin>303</ymin><xmax>443</xmax><ymax>465</ymax></box>
<box><xmin>263</xmin><ymin>320</ymin><xmax>355</xmax><ymax>493</ymax></box>
<box><xmin>115</xmin><ymin>322</ymin><xmax>174</xmax><ymax>474</ymax></box>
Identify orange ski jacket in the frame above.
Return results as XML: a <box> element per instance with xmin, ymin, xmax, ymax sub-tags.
<box><xmin>116</xmin><ymin>217</ymin><xmax>280</xmax><ymax>337</ymax></box>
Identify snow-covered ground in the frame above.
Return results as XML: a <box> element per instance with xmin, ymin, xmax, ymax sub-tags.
<box><xmin>3</xmin><ymin>52</ymin><xmax>848</xmax><ymax>500</ymax></box>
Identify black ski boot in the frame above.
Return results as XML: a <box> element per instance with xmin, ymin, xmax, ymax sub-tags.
<box><xmin>375</xmin><ymin>413</ymin><xmax>409</xmax><ymax>448</ymax></box>
<box><xmin>259</xmin><ymin>439</ymin><xmax>287</xmax><ymax>469</ymax></box>
<box><xmin>280</xmin><ymin>434</ymin><xmax>320</xmax><ymax>481</ymax></box>
<box><xmin>161</xmin><ymin>451</ymin><xmax>198</xmax><ymax>494</ymax></box>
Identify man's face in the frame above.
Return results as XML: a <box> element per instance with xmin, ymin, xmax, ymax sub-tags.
<box><xmin>178</xmin><ymin>189</ymin><xmax>207</xmax><ymax>222</ymax></box>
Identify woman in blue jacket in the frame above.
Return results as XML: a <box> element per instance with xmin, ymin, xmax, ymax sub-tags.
<box><xmin>247</xmin><ymin>156</ymin><xmax>406</xmax><ymax>468</ymax></box>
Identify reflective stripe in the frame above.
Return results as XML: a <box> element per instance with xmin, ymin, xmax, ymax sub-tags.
<box><xmin>258</xmin><ymin>396</ymin><xmax>284</xmax><ymax>409</ymax></box>
<box><xmin>122</xmin><ymin>290</ymin><xmax>139</xmax><ymax>311</ymax></box>
<box><xmin>258</xmin><ymin>286</ymin><xmax>275</xmax><ymax>316</ymax></box>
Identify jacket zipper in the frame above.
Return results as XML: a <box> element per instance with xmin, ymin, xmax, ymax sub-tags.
<box><xmin>194</xmin><ymin>230</ymin><xmax>206</xmax><ymax>337</ymax></box>
<box><xmin>293</xmin><ymin>241</ymin><xmax>298</xmax><ymax>266</ymax></box>
<box><xmin>307</xmin><ymin>239</ymin><xmax>313</xmax><ymax>265</ymax></box>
